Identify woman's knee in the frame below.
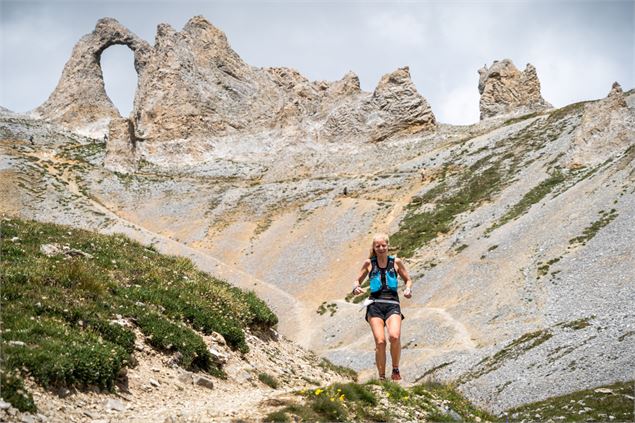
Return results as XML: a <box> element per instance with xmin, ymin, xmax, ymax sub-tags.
<box><xmin>388</xmin><ymin>333</ymin><xmax>400</xmax><ymax>344</ymax></box>
<box><xmin>375</xmin><ymin>338</ymin><xmax>387</xmax><ymax>349</ymax></box>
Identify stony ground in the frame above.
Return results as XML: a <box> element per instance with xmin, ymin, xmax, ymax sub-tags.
<box><xmin>0</xmin><ymin>327</ymin><xmax>352</xmax><ymax>422</ymax></box>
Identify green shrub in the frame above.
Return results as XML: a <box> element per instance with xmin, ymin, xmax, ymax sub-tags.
<box><xmin>88</xmin><ymin>319</ymin><xmax>136</xmax><ymax>354</ymax></box>
<box><xmin>334</xmin><ymin>382</ymin><xmax>376</xmax><ymax>405</ymax></box>
<box><xmin>258</xmin><ymin>372</ymin><xmax>280</xmax><ymax>389</ymax></box>
<box><xmin>311</xmin><ymin>395</ymin><xmax>347</xmax><ymax>421</ymax></box>
<box><xmin>263</xmin><ymin>410</ymin><xmax>290</xmax><ymax>422</ymax></box>
<box><xmin>241</xmin><ymin>290</ymin><xmax>279</xmax><ymax>328</ymax></box>
<box><xmin>0</xmin><ymin>370</ymin><xmax>36</xmax><ymax>412</ymax></box>
<box><xmin>135</xmin><ymin>312</ymin><xmax>215</xmax><ymax>372</ymax></box>
<box><xmin>3</xmin><ymin>316</ymin><xmax>128</xmax><ymax>389</ymax></box>
<box><xmin>319</xmin><ymin>358</ymin><xmax>358</xmax><ymax>381</ymax></box>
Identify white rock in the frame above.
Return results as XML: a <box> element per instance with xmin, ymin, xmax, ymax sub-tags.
<box><xmin>104</xmin><ymin>398</ymin><xmax>126</xmax><ymax>412</ymax></box>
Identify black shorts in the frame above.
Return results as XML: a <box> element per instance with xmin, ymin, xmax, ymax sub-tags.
<box><xmin>365</xmin><ymin>301</ymin><xmax>404</xmax><ymax>322</ymax></box>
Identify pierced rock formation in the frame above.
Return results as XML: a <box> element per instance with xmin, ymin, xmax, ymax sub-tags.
<box><xmin>36</xmin><ymin>16</ymin><xmax>437</xmax><ymax>165</ymax></box>
<box><xmin>564</xmin><ymin>82</ymin><xmax>634</xmax><ymax>168</ymax></box>
<box><xmin>34</xmin><ymin>18</ymin><xmax>152</xmax><ymax>137</ymax></box>
<box><xmin>478</xmin><ymin>59</ymin><xmax>552</xmax><ymax>120</ymax></box>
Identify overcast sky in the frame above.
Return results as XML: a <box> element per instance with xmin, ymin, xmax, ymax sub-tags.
<box><xmin>1</xmin><ymin>0</ymin><xmax>633</xmax><ymax>124</ymax></box>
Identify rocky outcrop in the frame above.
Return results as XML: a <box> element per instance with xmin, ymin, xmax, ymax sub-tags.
<box><xmin>368</xmin><ymin>67</ymin><xmax>436</xmax><ymax>141</ymax></box>
<box><xmin>478</xmin><ymin>59</ymin><xmax>552</xmax><ymax>120</ymax></box>
<box><xmin>133</xmin><ymin>19</ymin><xmax>436</xmax><ymax>146</ymax></box>
<box><xmin>564</xmin><ymin>82</ymin><xmax>634</xmax><ymax>168</ymax></box>
<box><xmin>104</xmin><ymin>118</ymin><xmax>139</xmax><ymax>173</ymax></box>
<box><xmin>36</xmin><ymin>16</ymin><xmax>437</xmax><ymax>164</ymax></box>
<box><xmin>320</xmin><ymin>67</ymin><xmax>436</xmax><ymax>142</ymax></box>
<box><xmin>34</xmin><ymin>18</ymin><xmax>152</xmax><ymax>137</ymax></box>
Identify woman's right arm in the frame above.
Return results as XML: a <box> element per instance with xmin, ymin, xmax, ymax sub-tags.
<box><xmin>352</xmin><ymin>259</ymin><xmax>371</xmax><ymax>295</ymax></box>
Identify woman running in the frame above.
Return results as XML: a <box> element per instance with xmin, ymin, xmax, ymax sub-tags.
<box><xmin>352</xmin><ymin>233</ymin><xmax>413</xmax><ymax>381</ymax></box>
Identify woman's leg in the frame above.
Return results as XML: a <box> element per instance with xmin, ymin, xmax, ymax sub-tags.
<box><xmin>385</xmin><ymin>314</ymin><xmax>402</xmax><ymax>371</ymax></box>
<box><xmin>369</xmin><ymin>317</ymin><xmax>387</xmax><ymax>378</ymax></box>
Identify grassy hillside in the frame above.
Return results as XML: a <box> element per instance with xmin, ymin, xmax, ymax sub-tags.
<box><xmin>0</xmin><ymin>216</ymin><xmax>277</xmax><ymax>411</ymax></box>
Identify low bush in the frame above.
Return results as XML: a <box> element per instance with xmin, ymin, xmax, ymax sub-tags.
<box><xmin>0</xmin><ymin>217</ymin><xmax>277</xmax><ymax>410</ymax></box>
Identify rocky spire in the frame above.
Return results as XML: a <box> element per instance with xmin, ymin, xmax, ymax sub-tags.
<box><xmin>478</xmin><ymin>59</ymin><xmax>552</xmax><ymax>120</ymax></box>
<box><xmin>368</xmin><ymin>67</ymin><xmax>436</xmax><ymax>141</ymax></box>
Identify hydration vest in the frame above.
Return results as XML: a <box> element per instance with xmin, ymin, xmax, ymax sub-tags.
<box><xmin>369</xmin><ymin>256</ymin><xmax>399</xmax><ymax>293</ymax></box>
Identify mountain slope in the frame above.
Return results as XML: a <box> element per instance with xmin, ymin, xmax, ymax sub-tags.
<box><xmin>2</xmin><ymin>87</ymin><xmax>633</xmax><ymax>413</ymax></box>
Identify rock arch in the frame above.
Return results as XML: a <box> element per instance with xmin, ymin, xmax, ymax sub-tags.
<box><xmin>35</xmin><ymin>18</ymin><xmax>152</xmax><ymax>137</ymax></box>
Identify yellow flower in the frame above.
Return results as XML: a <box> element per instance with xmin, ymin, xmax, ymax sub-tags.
<box><xmin>339</xmin><ymin>394</ymin><xmax>345</xmax><ymax>402</ymax></box>
<box><xmin>300</xmin><ymin>389</ymin><xmax>305</xmax><ymax>395</ymax></box>
<box><xmin>330</xmin><ymin>398</ymin><xmax>335</xmax><ymax>402</ymax></box>
<box><xmin>336</xmin><ymin>388</ymin><xmax>341</xmax><ymax>392</ymax></box>
<box><xmin>403</xmin><ymin>396</ymin><xmax>409</xmax><ymax>401</ymax></box>
<box><xmin>386</xmin><ymin>392</ymin><xmax>391</xmax><ymax>397</ymax></box>
<box><xmin>314</xmin><ymin>388</ymin><xmax>324</xmax><ymax>396</ymax></box>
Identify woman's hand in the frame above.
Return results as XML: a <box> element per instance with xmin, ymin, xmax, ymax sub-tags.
<box><xmin>352</xmin><ymin>284</ymin><xmax>364</xmax><ymax>295</ymax></box>
<box><xmin>403</xmin><ymin>287</ymin><xmax>412</xmax><ymax>298</ymax></box>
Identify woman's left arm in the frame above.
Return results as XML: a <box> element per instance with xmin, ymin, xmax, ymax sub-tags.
<box><xmin>395</xmin><ymin>258</ymin><xmax>413</xmax><ymax>298</ymax></box>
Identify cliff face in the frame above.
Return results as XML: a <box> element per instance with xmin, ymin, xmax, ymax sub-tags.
<box><xmin>36</xmin><ymin>16</ymin><xmax>437</xmax><ymax>170</ymax></box>
<box><xmin>478</xmin><ymin>59</ymin><xmax>552</xmax><ymax>120</ymax></box>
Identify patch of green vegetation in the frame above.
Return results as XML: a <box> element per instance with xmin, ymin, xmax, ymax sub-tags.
<box><xmin>254</xmin><ymin>216</ymin><xmax>274</xmax><ymax>236</ymax></box>
<box><xmin>258</xmin><ymin>372</ymin><xmax>280</xmax><ymax>389</ymax></box>
<box><xmin>569</xmin><ymin>209</ymin><xmax>619</xmax><ymax>246</ymax></box>
<box><xmin>537</xmin><ymin>256</ymin><xmax>561</xmax><ymax>278</ymax></box>
<box><xmin>415</xmin><ymin>382</ymin><xmax>497</xmax><ymax>422</ymax></box>
<box><xmin>0</xmin><ymin>217</ymin><xmax>278</xmax><ymax>410</ymax></box>
<box><xmin>503</xmin><ymin>111</ymin><xmax>541</xmax><ymax>126</ymax></box>
<box><xmin>487</xmin><ymin>172</ymin><xmax>566</xmax><ymax>234</ymax></box>
<box><xmin>505</xmin><ymin>381</ymin><xmax>634</xmax><ymax>422</ymax></box>
<box><xmin>0</xmin><ymin>369</ymin><xmax>36</xmax><ymax>412</ymax></box>
<box><xmin>455</xmin><ymin>244</ymin><xmax>468</xmax><ymax>253</ymax></box>
<box><xmin>392</xmin><ymin>164</ymin><xmax>503</xmax><ymax>258</ymax></box>
<box><xmin>546</xmin><ymin>100</ymin><xmax>589</xmax><ymax>123</ymax></box>
<box><xmin>557</xmin><ymin>316</ymin><xmax>593</xmax><ymax>330</ymax></box>
<box><xmin>317</xmin><ymin>302</ymin><xmax>338</xmax><ymax>317</ymax></box>
<box><xmin>345</xmin><ymin>280</ymin><xmax>370</xmax><ymax>303</ymax></box>
<box><xmin>318</xmin><ymin>358</ymin><xmax>358</xmax><ymax>382</ymax></box>
<box><xmin>460</xmin><ymin>329</ymin><xmax>553</xmax><ymax>383</ymax></box>
<box><xmin>263</xmin><ymin>409</ymin><xmax>290</xmax><ymax>422</ymax></box>
<box><xmin>266</xmin><ymin>381</ymin><xmax>495</xmax><ymax>422</ymax></box>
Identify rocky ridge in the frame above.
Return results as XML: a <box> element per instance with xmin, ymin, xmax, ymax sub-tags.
<box><xmin>36</xmin><ymin>16</ymin><xmax>436</xmax><ymax>173</ymax></box>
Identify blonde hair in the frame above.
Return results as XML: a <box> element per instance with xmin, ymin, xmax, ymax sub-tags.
<box><xmin>369</xmin><ymin>233</ymin><xmax>389</xmax><ymax>259</ymax></box>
